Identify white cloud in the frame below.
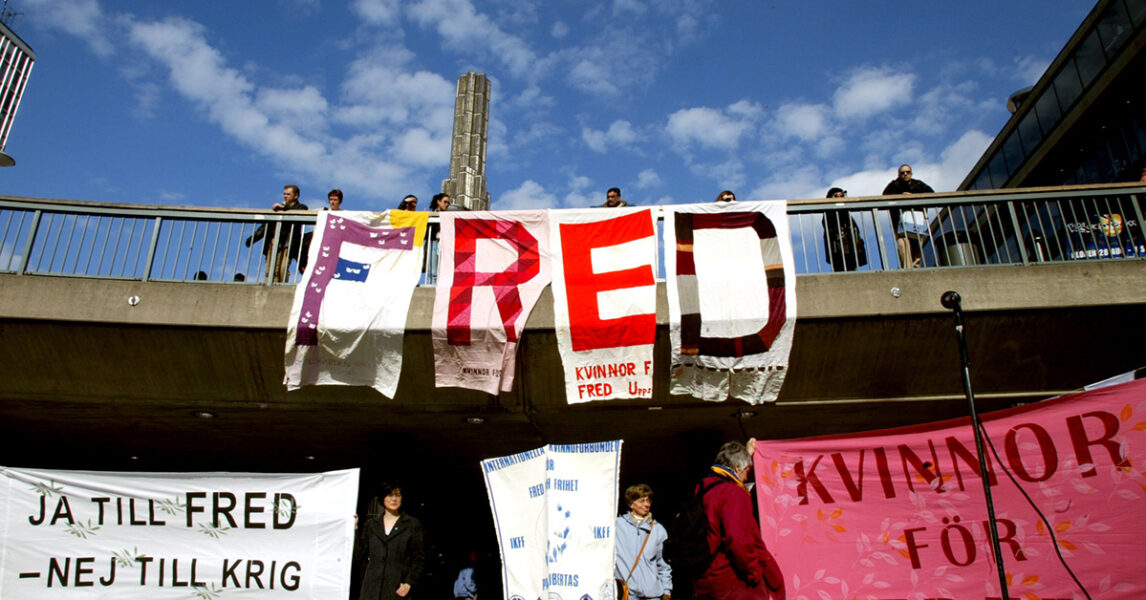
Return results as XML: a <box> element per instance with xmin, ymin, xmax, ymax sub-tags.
<box><xmin>1012</xmin><ymin>55</ymin><xmax>1050</xmax><ymax>86</ymax></box>
<box><xmin>497</xmin><ymin>179</ymin><xmax>557</xmax><ymax>210</ymax></box>
<box><xmin>392</xmin><ymin>127</ymin><xmax>451</xmax><ymax>167</ymax></box>
<box><xmin>513</xmin><ymin>121</ymin><xmax>563</xmax><ymax>146</ymax></box>
<box><xmin>128</xmin><ymin>18</ymin><xmax>324</xmax><ymax>168</ymax></box>
<box><xmin>513</xmin><ymin>85</ymin><xmax>556</xmax><ymax>110</ymax></box>
<box><xmin>256</xmin><ymin>86</ymin><xmax>329</xmax><ymax>133</ymax></box>
<box><xmin>582</xmin><ymin>120</ymin><xmax>639</xmax><ymax>153</ymax></box>
<box><xmin>833</xmin><ymin>66</ymin><xmax>915</xmax><ymax>120</ymax></box>
<box><xmin>635</xmin><ymin>168</ymin><xmax>661</xmax><ymax>189</ymax></box>
<box><xmin>816</xmin><ymin>129</ymin><xmax>993</xmax><ymax>199</ymax></box>
<box><xmin>613</xmin><ymin>0</ymin><xmax>647</xmax><ymax>15</ymax></box>
<box><xmin>931</xmin><ymin>129</ymin><xmax>993</xmax><ymax>191</ymax></box>
<box><xmin>560</xmin><ymin>173</ymin><xmax>596</xmax><ymax>207</ymax></box>
<box><xmin>775</xmin><ymin>102</ymin><xmax>830</xmax><ymax>142</ymax></box>
<box><xmin>911</xmin><ymin>80</ymin><xmax>980</xmax><ymax>136</ymax></box>
<box><xmin>563</xmin><ymin>191</ymin><xmax>597</xmax><ymax>207</ymax></box>
<box><xmin>407</xmin><ymin>0</ymin><xmax>536</xmax><ymax>78</ymax></box>
<box><xmin>567</xmin><ymin>54</ymin><xmax>621</xmax><ymax>96</ymax></box>
<box><xmin>666</xmin><ymin>105</ymin><xmax>758</xmax><ymax>151</ymax></box>
<box><xmin>748</xmin><ymin>171</ymin><xmax>827</xmax><ymax>202</ymax></box>
<box><xmin>123</xmin><ymin>16</ymin><xmax>461</xmax><ymax>205</ymax></box>
<box><xmin>553</xmin><ymin>36</ymin><xmax>662</xmax><ymax>98</ymax></box>
<box><xmin>352</xmin><ymin>0</ymin><xmax>402</xmax><ymax>25</ymax></box>
<box><xmin>336</xmin><ymin>47</ymin><xmax>455</xmax><ymax>127</ymax></box>
<box><xmin>23</xmin><ymin>0</ymin><xmax>114</xmax><ymax>56</ymax></box>
<box><xmin>551</xmin><ymin>21</ymin><xmax>569</xmax><ymax>39</ymax></box>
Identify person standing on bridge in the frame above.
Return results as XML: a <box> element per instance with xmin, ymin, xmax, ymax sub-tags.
<box><xmin>245</xmin><ymin>184</ymin><xmax>309</xmax><ymax>282</ymax></box>
<box><xmin>882</xmin><ymin>164</ymin><xmax>933</xmax><ymax>269</ymax></box>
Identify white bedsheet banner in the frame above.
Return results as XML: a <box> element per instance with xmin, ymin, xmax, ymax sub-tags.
<box><xmin>663</xmin><ymin>200</ymin><xmax>797</xmax><ymax>403</ymax></box>
<box><xmin>550</xmin><ymin>209</ymin><xmax>658</xmax><ymax>404</ymax></box>
<box><xmin>285</xmin><ymin>210</ymin><xmax>428</xmax><ymax>398</ymax></box>
<box><xmin>433</xmin><ymin>211</ymin><xmax>552</xmax><ymax>394</ymax></box>
<box><xmin>482</xmin><ymin>441</ymin><xmax>621</xmax><ymax>600</ymax></box>
<box><xmin>0</xmin><ymin>466</ymin><xmax>359</xmax><ymax>599</ymax></box>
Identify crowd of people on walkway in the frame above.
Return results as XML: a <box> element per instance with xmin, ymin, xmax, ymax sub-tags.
<box><xmin>238</xmin><ymin>163</ymin><xmax>935</xmax><ymax>283</ymax></box>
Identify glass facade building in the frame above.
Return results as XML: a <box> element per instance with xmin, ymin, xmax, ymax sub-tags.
<box><xmin>0</xmin><ymin>19</ymin><xmax>35</xmax><ymax>158</ymax></box>
<box><xmin>933</xmin><ymin>0</ymin><xmax>1146</xmax><ymax>267</ymax></box>
<box><xmin>961</xmin><ymin>0</ymin><xmax>1146</xmax><ymax>190</ymax></box>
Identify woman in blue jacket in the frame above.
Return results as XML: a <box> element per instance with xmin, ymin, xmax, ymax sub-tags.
<box><xmin>615</xmin><ymin>484</ymin><xmax>672</xmax><ymax>600</ymax></box>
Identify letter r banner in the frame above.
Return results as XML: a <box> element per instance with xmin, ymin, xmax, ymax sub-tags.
<box><xmin>432</xmin><ymin>211</ymin><xmax>552</xmax><ymax>395</ymax></box>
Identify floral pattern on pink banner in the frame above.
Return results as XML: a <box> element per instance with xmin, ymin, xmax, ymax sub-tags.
<box><xmin>754</xmin><ymin>377</ymin><xmax>1146</xmax><ymax>600</ymax></box>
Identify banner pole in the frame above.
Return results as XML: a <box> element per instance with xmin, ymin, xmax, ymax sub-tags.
<box><xmin>941</xmin><ymin>291</ymin><xmax>1010</xmax><ymax>600</ymax></box>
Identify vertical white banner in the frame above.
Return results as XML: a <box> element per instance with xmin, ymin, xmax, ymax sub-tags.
<box><xmin>550</xmin><ymin>209</ymin><xmax>658</xmax><ymax>404</ymax></box>
<box><xmin>0</xmin><ymin>467</ymin><xmax>359</xmax><ymax>599</ymax></box>
<box><xmin>663</xmin><ymin>200</ymin><xmax>797</xmax><ymax>403</ymax></box>
<box><xmin>483</xmin><ymin>441</ymin><xmax>621</xmax><ymax>600</ymax></box>
<box><xmin>433</xmin><ymin>211</ymin><xmax>552</xmax><ymax>394</ymax></box>
<box><xmin>285</xmin><ymin>210</ymin><xmax>429</xmax><ymax>398</ymax></box>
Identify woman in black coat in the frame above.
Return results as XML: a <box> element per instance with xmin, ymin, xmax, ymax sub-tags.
<box><xmin>356</xmin><ymin>483</ymin><xmax>425</xmax><ymax>600</ymax></box>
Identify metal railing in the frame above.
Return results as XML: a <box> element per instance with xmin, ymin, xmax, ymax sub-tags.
<box><xmin>2</xmin><ymin>184</ymin><xmax>1143</xmax><ymax>286</ymax></box>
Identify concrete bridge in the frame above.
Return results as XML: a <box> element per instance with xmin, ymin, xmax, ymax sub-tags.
<box><xmin>1</xmin><ymin>185</ymin><xmax>1144</xmax><ymax>495</ymax></box>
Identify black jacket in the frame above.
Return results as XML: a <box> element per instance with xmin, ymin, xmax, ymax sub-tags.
<box><xmin>246</xmin><ymin>201</ymin><xmax>310</xmax><ymax>257</ymax></box>
<box><xmin>881</xmin><ymin>178</ymin><xmax>933</xmax><ymax>230</ymax></box>
<box><xmin>355</xmin><ymin>513</ymin><xmax>425</xmax><ymax>600</ymax></box>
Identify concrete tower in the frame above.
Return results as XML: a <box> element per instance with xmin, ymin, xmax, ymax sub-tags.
<box><xmin>441</xmin><ymin>72</ymin><xmax>490</xmax><ymax>210</ymax></box>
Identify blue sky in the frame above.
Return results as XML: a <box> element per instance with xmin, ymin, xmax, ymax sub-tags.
<box><xmin>1</xmin><ymin>0</ymin><xmax>1092</xmax><ymax>211</ymax></box>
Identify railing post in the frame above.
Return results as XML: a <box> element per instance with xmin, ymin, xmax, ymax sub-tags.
<box><xmin>142</xmin><ymin>217</ymin><xmax>163</xmax><ymax>281</ymax></box>
<box><xmin>1130</xmin><ymin>194</ymin><xmax>1145</xmax><ymax>252</ymax></box>
<box><xmin>16</xmin><ymin>209</ymin><xmax>40</xmax><ymax>275</ymax></box>
<box><xmin>1005</xmin><ymin>200</ymin><xmax>1030</xmax><ymax>265</ymax></box>
<box><xmin>267</xmin><ymin>218</ymin><xmax>282</xmax><ymax>286</ymax></box>
<box><xmin>870</xmin><ymin>208</ymin><xmax>891</xmax><ymax>270</ymax></box>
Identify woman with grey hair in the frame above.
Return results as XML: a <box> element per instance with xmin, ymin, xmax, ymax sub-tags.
<box><xmin>713</xmin><ymin>440</ymin><xmax>753</xmax><ymax>477</ymax></box>
<box><xmin>692</xmin><ymin>439</ymin><xmax>785</xmax><ymax>600</ymax></box>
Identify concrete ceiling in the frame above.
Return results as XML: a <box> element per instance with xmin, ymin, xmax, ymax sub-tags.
<box><xmin>2</xmin><ymin>261</ymin><xmax>1144</xmax><ymax>485</ymax></box>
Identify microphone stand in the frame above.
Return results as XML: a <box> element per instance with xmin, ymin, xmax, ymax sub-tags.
<box><xmin>941</xmin><ymin>291</ymin><xmax>1010</xmax><ymax>600</ymax></box>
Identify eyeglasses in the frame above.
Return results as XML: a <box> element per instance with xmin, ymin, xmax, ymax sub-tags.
<box><xmin>899</xmin><ymin>170</ymin><xmax>912</xmax><ymax>175</ymax></box>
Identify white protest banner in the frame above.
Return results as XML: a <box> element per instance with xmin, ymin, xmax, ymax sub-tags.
<box><xmin>483</xmin><ymin>441</ymin><xmax>621</xmax><ymax>600</ymax></box>
<box><xmin>0</xmin><ymin>467</ymin><xmax>358</xmax><ymax>599</ymax></box>
<box><xmin>663</xmin><ymin>200</ymin><xmax>797</xmax><ymax>403</ymax></box>
<box><xmin>433</xmin><ymin>211</ymin><xmax>552</xmax><ymax>394</ymax></box>
<box><xmin>285</xmin><ymin>210</ymin><xmax>428</xmax><ymax>398</ymax></box>
<box><xmin>550</xmin><ymin>209</ymin><xmax>658</xmax><ymax>404</ymax></box>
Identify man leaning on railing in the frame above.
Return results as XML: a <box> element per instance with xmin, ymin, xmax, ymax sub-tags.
<box><xmin>245</xmin><ymin>184</ymin><xmax>309</xmax><ymax>283</ymax></box>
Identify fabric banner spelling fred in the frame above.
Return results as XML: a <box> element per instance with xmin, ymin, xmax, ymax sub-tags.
<box><xmin>0</xmin><ymin>467</ymin><xmax>359</xmax><ymax>599</ymax></box>
<box><xmin>663</xmin><ymin>200</ymin><xmax>797</xmax><ymax>403</ymax></box>
<box><xmin>285</xmin><ymin>210</ymin><xmax>428</xmax><ymax>398</ymax></box>
<box><xmin>753</xmin><ymin>377</ymin><xmax>1146</xmax><ymax>600</ymax></box>
<box><xmin>550</xmin><ymin>208</ymin><xmax>658</xmax><ymax>404</ymax></box>
<box><xmin>482</xmin><ymin>441</ymin><xmax>621</xmax><ymax>600</ymax></box>
<box><xmin>433</xmin><ymin>211</ymin><xmax>552</xmax><ymax>394</ymax></box>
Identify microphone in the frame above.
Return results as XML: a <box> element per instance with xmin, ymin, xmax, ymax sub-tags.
<box><xmin>941</xmin><ymin>290</ymin><xmax>961</xmax><ymax>311</ymax></box>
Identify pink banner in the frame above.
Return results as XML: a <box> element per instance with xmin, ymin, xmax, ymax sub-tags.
<box><xmin>754</xmin><ymin>378</ymin><xmax>1146</xmax><ymax>600</ymax></box>
<box><xmin>432</xmin><ymin>211</ymin><xmax>552</xmax><ymax>394</ymax></box>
